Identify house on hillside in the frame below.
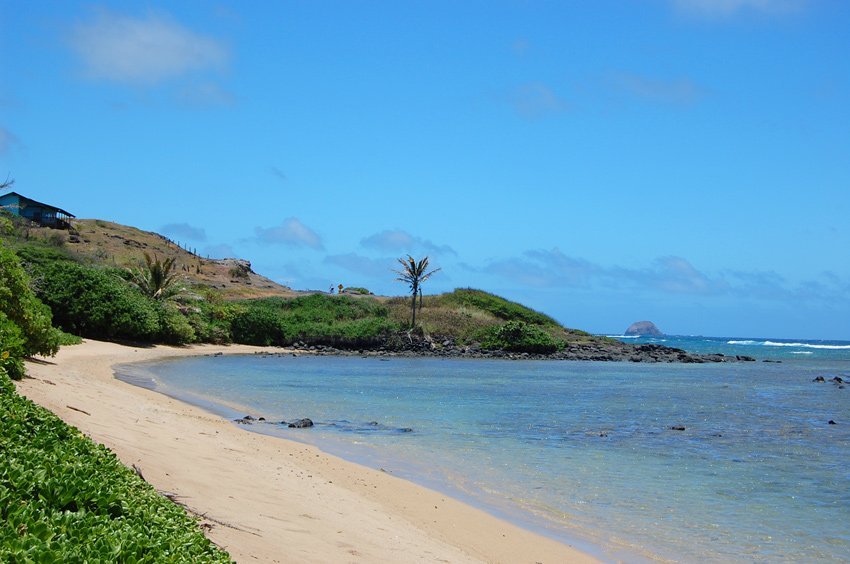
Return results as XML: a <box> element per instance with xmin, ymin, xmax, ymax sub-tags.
<box><xmin>0</xmin><ymin>191</ymin><xmax>76</xmax><ymax>229</ymax></box>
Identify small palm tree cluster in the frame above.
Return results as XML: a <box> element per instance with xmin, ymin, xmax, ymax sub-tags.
<box><xmin>394</xmin><ymin>255</ymin><xmax>440</xmax><ymax>328</ymax></box>
<box><xmin>130</xmin><ymin>252</ymin><xmax>184</xmax><ymax>301</ymax></box>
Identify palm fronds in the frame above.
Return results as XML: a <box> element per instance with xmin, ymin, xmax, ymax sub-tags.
<box><xmin>130</xmin><ymin>252</ymin><xmax>184</xmax><ymax>300</ymax></box>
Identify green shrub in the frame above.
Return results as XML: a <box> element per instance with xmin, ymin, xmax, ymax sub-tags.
<box><xmin>156</xmin><ymin>305</ymin><xmax>197</xmax><ymax>345</ymax></box>
<box><xmin>0</xmin><ymin>216</ymin><xmax>13</xmax><ymax>236</ymax></box>
<box><xmin>33</xmin><ymin>262</ymin><xmax>160</xmax><ymax>341</ymax></box>
<box><xmin>228</xmin><ymin>265</ymin><xmax>250</xmax><ymax>279</ymax></box>
<box><xmin>230</xmin><ymin>306</ymin><xmax>284</xmax><ymax>346</ymax></box>
<box><xmin>479</xmin><ymin>320</ymin><xmax>564</xmax><ymax>354</ymax></box>
<box><xmin>13</xmin><ymin>243</ymin><xmax>78</xmax><ymax>269</ymax></box>
<box><xmin>192</xmin><ymin>300</ymin><xmax>237</xmax><ymax>344</ymax></box>
<box><xmin>229</xmin><ymin>294</ymin><xmax>398</xmax><ymax>348</ymax></box>
<box><xmin>189</xmin><ymin>319</ymin><xmax>231</xmax><ymax>344</ymax></box>
<box><xmin>0</xmin><ymin>370</ymin><xmax>230</xmax><ymax>562</ymax></box>
<box><xmin>0</xmin><ymin>245</ymin><xmax>60</xmax><ymax>372</ymax></box>
<box><xmin>343</xmin><ymin>287</ymin><xmax>372</xmax><ymax>295</ymax></box>
<box><xmin>56</xmin><ymin>330</ymin><xmax>83</xmax><ymax>346</ymax></box>
<box><xmin>0</xmin><ymin>312</ymin><xmax>26</xmax><ymax>380</ymax></box>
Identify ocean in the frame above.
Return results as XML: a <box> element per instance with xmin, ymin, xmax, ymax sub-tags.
<box><xmin>117</xmin><ymin>336</ymin><xmax>850</xmax><ymax>562</ymax></box>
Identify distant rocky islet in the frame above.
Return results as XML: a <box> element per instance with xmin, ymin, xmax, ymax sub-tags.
<box><xmin>625</xmin><ymin>321</ymin><xmax>663</xmax><ymax>337</ymax></box>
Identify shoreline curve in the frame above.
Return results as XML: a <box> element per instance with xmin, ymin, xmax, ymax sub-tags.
<box><xmin>19</xmin><ymin>339</ymin><xmax>601</xmax><ymax>563</ymax></box>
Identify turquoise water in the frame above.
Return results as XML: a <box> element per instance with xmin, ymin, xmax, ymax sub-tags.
<box><xmin>120</xmin><ymin>338</ymin><xmax>850</xmax><ymax>562</ymax></box>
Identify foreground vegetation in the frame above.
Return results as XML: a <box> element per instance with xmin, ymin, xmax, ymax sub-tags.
<box><xmin>0</xmin><ymin>213</ymin><xmax>230</xmax><ymax>561</ymax></box>
<box><xmin>0</xmin><ymin>371</ymin><xmax>230</xmax><ymax>562</ymax></box>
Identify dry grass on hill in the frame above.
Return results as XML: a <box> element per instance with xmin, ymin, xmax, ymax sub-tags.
<box><xmin>26</xmin><ymin>219</ymin><xmax>301</xmax><ymax>301</ymax></box>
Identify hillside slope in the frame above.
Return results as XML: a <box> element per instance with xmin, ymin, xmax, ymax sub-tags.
<box><xmin>24</xmin><ymin>219</ymin><xmax>299</xmax><ymax>300</ymax></box>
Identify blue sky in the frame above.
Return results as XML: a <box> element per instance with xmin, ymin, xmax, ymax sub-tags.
<box><xmin>2</xmin><ymin>1</ymin><xmax>848</xmax><ymax>339</ymax></box>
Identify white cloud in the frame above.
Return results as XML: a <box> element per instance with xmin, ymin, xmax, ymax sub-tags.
<box><xmin>269</xmin><ymin>166</ymin><xmax>287</xmax><ymax>183</ymax></box>
<box><xmin>255</xmin><ymin>218</ymin><xmax>323</xmax><ymax>250</ymax></box>
<box><xmin>478</xmin><ymin>249</ymin><xmax>846</xmax><ymax>304</ymax></box>
<box><xmin>177</xmin><ymin>81</ymin><xmax>235</xmax><ymax>107</ymax></box>
<box><xmin>0</xmin><ymin>127</ymin><xmax>20</xmax><ymax>155</ymax></box>
<box><xmin>610</xmin><ymin>73</ymin><xmax>706</xmax><ymax>105</ymax></box>
<box><xmin>510</xmin><ymin>82</ymin><xmax>568</xmax><ymax>119</ymax></box>
<box><xmin>324</xmin><ymin>253</ymin><xmax>392</xmax><ymax>279</ymax></box>
<box><xmin>161</xmin><ymin>222</ymin><xmax>207</xmax><ymax>241</ymax></box>
<box><xmin>646</xmin><ymin>256</ymin><xmax>717</xmax><ymax>294</ymax></box>
<box><xmin>203</xmin><ymin>243</ymin><xmax>236</xmax><ymax>259</ymax></box>
<box><xmin>360</xmin><ymin>229</ymin><xmax>456</xmax><ymax>256</ymax></box>
<box><xmin>69</xmin><ymin>9</ymin><xmax>229</xmax><ymax>84</ymax></box>
<box><xmin>482</xmin><ymin>249</ymin><xmax>597</xmax><ymax>288</ymax></box>
<box><xmin>511</xmin><ymin>38</ymin><xmax>530</xmax><ymax>57</ymax></box>
<box><xmin>671</xmin><ymin>0</ymin><xmax>804</xmax><ymax>18</ymax></box>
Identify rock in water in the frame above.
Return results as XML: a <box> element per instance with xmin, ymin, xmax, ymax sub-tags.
<box><xmin>288</xmin><ymin>418</ymin><xmax>314</xmax><ymax>428</ymax></box>
<box><xmin>625</xmin><ymin>321</ymin><xmax>663</xmax><ymax>337</ymax></box>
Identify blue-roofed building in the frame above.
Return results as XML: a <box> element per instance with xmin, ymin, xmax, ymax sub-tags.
<box><xmin>0</xmin><ymin>191</ymin><xmax>75</xmax><ymax>229</ymax></box>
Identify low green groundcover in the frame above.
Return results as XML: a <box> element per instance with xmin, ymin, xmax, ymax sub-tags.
<box><xmin>0</xmin><ymin>372</ymin><xmax>231</xmax><ymax>563</ymax></box>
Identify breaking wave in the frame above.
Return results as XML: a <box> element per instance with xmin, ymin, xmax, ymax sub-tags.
<box><xmin>727</xmin><ymin>340</ymin><xmax>850</xmax><ymax>350</ymax></box>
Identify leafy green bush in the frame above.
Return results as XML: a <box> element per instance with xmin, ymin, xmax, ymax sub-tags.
<box><xmin>156</xmin><ymin>304</ymin><xmax>197</xmax><ymax>345</ymax></box>
<box><xmin>479</xmin><ymin>320</ymin><xmax>564</xmax><ymax>354</ymax></box>
<box><xmin>343</xmin><ymin>287</ymin><xmax>372</xmax><ymax>295</ymax></box>
<box><xmin>56</xmin><ymin>330</ymin><xmax>83</xmax><ymax>346</ymax></box>
<box><xmin>0</xmin><ymin>245</ymin><xmax>60</xmax><ymax>379</ymax></box>
<box><xmin>0</xmin><ymin>216</ymin><xmax>13</xmax><ymax>236</ymax></box>
<box><xmin>230</xmin><ymin>294</ymin><xmax>398</xmax><ymax>348</ymax></box>
<box><xmin>13</xmin><ymin>243</ymin><xmax>78</xmax><ymax>269</ymax></box>
<box><xmin>230</xmin><ymin>306</ymin><xmax>283</xmax><ymax>346</ymax></box>
<box><xmin>33</xmin><ymin>262</ymin><xmax>161</xmax><ymax>342</ymax></box>
<box><xmin>0</xmin><ymin>371</ymin><xmax>230</xmax><ymax>562</ymax></box>
<box><xmin>191</xmin><ymin>299</ymin><xmax>237</xmax><ymax>344</ymax></box>
<box><xmin>0</xmin><ymin>312</ymin><xmax>26</xmax><ymax>380</ymax></box>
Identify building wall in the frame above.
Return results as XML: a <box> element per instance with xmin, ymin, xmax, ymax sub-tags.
<box><xmin>0</xmin><ymin>194</ymin><xmax>65</xmax><ymax>227</ymax></box>
<box><xmin>0</xmin><ymin>193</ymin><xmax>22</xmax><ymax>215</ymax></box>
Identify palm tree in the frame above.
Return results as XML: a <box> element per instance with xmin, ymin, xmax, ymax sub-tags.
<box><xmin>130</xmin><ymin>252</ymin><xmax>184</xmax><ymax>300</ymax></box>
<box><xmin>394</xmin><ymin>255</ymin><xmax>440</xmax><ymax>328</ymax></box>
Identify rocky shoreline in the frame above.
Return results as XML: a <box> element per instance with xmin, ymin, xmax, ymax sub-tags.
<box><xmin>241</xmin><ymin>336</ymin><xmax>756</xmax><ymax>364</ymax></box>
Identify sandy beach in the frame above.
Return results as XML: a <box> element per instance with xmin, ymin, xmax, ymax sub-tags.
<box><xmin>17</xmin><ymin>340</ymin><xmax>597</xmax><ymax>563</ymax></box>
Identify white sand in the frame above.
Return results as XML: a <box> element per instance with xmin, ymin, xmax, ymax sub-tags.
<box><xmin>18</xmin><ymin>339</ymin><xmax>598</xmax><ymax>563</ymax></box>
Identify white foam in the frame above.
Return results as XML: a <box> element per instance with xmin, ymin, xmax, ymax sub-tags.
<box><xmin>727</xmin><ymin>340</ymin><xmax>850</xmax><ymax>350</ymax></box>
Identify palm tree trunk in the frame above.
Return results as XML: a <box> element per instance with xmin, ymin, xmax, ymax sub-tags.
<box><xmin>410</xmin><ymin>284</ymin><xmax>418</xmax><ymax>327</ymax></box>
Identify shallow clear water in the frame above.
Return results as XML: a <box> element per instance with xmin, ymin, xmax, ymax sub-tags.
<box><xmin>121</xmin><ymin>339</ymin><xmax>850</xmax><ymax>562</ymax></box>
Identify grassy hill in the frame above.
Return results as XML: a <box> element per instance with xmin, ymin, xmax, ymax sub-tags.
<box><xmin>15</xmin><ymin>218</ymin><xmax>298</xmax><ymax>300</ymax></box>
<box><xmin>2</xmin><ymin>212</ymin><xmax>624</xmax><ymax>354</ymax></box>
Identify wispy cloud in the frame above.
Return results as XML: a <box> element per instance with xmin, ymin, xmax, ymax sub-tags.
<box><xmin>269</xmin><ymin>166</ymin><xmax>287</xmax><ymax>183</ymax></box>
<box><xmin>203</xmin><ymin>243</ymin><xmax>236</xmax><ymax>259</ymax></box>
<box><xmin>0</xmin><ymin>127</ymin><xmax>20</xmax><ymax>155</ymax></box>
<box><xmin>69</xmin><ymin>9</ymin><xmax>229</xmax><ymax>85</ymax></box>
<box><xmin>510</xmin><ymin>82</ymin><xmax>568</xmax><ymax>119</ymax></box>
<box><xmin>671</xmin><ymin>0</ymin><xmax>805</xmax><ymax>19</ymax></box>
<box><xmin>177</xmin><ymin>81</ymin><xmax>235</xmax><ymax>107</ymax></box>
<box><xmin>255</xmin><ymin>218</ymin><xmax>323</xmax><ymax>250</ymax></box>
<box><xmin>482</xmin><ymin>249</ymin><xmax>597</xmax><ymax>288</ymax></box>
<box><xmin>324</xmin><ymin>253</ymin><xmax>393</xmax><ymax>279</ymax></box>
<box><xmin>161</xmin><ymin>222</ymin><xmax>207</xmax><ymax>241</ymax></box>
<box><xmin>477</xmin><ymin>248</ymin><xmax>845</xmax><ymax>304</ymax></box>
<box><xmin>511</xmin><ymin>38</ymin><xmax>531</xmax><ymax>57</ymax></box>
<box><xmin>360</xmin><ymin>229</ymin><xmax>456</xmax><ymax>256</ymax></box>
<box><xmin>610</xmin><ymin>73</ymin><xmax>706</xmax><ymax>105</ymax></box>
